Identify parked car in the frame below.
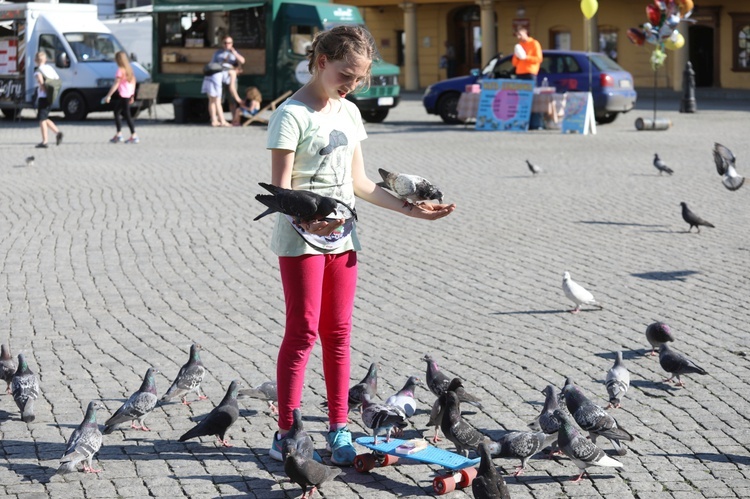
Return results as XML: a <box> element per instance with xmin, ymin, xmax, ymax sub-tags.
<box><xmin>423</xmin><ymin>50</ymin><xmax>637</xmax><ymax>125</ymax></box>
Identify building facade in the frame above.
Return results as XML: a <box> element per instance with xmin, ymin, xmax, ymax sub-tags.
<box><xmin>339</xmin><ymin>0</ymin><xmax>750</xmax><ymax>92</ymax></box>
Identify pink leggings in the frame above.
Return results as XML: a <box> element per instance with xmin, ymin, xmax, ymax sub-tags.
<box><xmin>276</xmin><ymin>251</ymin><xmax>358</xmax><ymax>431</ymax></box>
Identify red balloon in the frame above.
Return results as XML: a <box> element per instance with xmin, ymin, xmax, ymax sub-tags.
<box><xmin>627</xmin><ymin>28</ymin><xmax>646</xmax><ymax>46</ymax></box>
<box><xmin>646</xmin><ymin>4</ymin><xmax>662</xmax><ymax>26</ymax></box>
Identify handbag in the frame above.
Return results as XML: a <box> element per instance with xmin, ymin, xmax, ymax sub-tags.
<box><xmin>203</xmin><ymin>62</ymin><xmax>223</xmax><ymax>76</ymax></box>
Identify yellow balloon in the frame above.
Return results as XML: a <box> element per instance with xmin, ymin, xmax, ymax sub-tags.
<box><xmin>580</xmin><ymin>0</ymin><xmax>598</xmax><ymax>20</ymax></box>
<box><xmin>665</xmin><ymin>33</ymin><xmax>685</xmax><ymax>50</ymax></box>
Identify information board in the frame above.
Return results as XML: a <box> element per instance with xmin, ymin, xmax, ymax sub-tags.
<box><xmin>475</xmin><ymin>79</ymin><xmax>535</xmax><ymax>131</ymax></box>
<box><xmin>228</xmin><ymin>7</ymin><xmax>266</xmax><ymax>48</ymax></box>
<box><xmin>561</xmin><ymin>91</ymin><xmax>596</xmax><ymax>135</ymax></box>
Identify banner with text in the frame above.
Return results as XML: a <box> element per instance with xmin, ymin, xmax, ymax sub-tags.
<box><xmin>475</xmin><ymin>78</ymin><xmax>534</xmax><ymax>132</ymax></box>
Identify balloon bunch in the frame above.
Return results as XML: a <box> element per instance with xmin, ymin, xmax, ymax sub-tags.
<box><xmin>627</xmin><ymin>0</ymin><xmax>693</xmax><ymax>69</ymax></box>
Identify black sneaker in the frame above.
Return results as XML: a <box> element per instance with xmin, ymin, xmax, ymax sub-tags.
<box><xmin>56</xmin><ymin>132</ymin><xmax>63</xmax><ymax>145</ymax></box>
<box><xmin>35</xmin><ymin>143</ymin><xmax>48</xmax><ymax>148</ymax></box>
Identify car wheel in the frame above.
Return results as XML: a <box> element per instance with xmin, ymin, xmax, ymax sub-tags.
<box><xmin>595</xmin><ymin>111</ymin><xmax>618</xmax><ymax>124</ymax></box>
<box><xmin>62</xmin><ymin>91</ymin><xmax>88</xmax><ymax>120</ymax></box>
<box><xmin>437</xmin><ymin>92</ymin><xmax>462</xmax><ymax>124</ymax></box>
<box><xmin>361</xmin><ymin>109</ymin><xmax>388</xmax><ymax>123</ymax></box>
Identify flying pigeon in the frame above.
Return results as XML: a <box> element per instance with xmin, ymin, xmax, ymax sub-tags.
<box><xmin>319</xmin><ymin>129</ymin><xmax>348</xmax><ymax>155</ymax></box>
<box><xmin>179</xmin><ymin>380</ymin><xmax>241</xmax><ymax>447</ymax></box>
<box><xmin>11</xmin><ymin>353</ymin><xmax>39</xmax><ymax>423</ymax></box>
<box><xmin>680</xmin><ymin>202</ymin><xmax>714</xmax><ymax>233</ymax></box>
<box><xmin>492</xmin><ymin>430</ymin><xmax>555</xmax><ymax>476</ymax></box>
<box><xmin>645</xmin><ymin>321</ymin><xmax>675</xmax><ymax>356</ymax></box>
<box><xmin>281</xmin><ymin>408</ymin><xmax>315</xmax><ymax>461</ymax></box>
<box><xmin>377</xmin><ymin>168</ymin><xmax>444</xmax><ymax>204</ymax></box>
<box><xmin>562</xmin><ymin>271</ymin><xmax>603</xmax><ymax>314</ymax></box>
<box><xmin>528</xmin><ymin>384</ymin><xmax>563</xmax><ymax>450</ymax></box>
<box><xmin>561</xmin><ymin>382</ymin><xmax>633</xmax><ymax>456</ymax></box>
<box><xmin>472</xmin><ymin>441</ymin><xmax>511</xmax><ymax>499</ymax></box>
<box><xmin>659</xmin><ymin>343</ymin><xmax>708</xmax><ymax>387</ymax></box>
<box><xmin>653</xmin><ymin>153</ymin><xmax>674</xmax><ymax>175</ymax></box>
<box><xmin>427</xmin><ymin>377</ymin><xmax>483</xmax><ymax>443</ymax></box>
<box><xmin>1</xmin><ymin>342</ymin><xmax>17</xmax><ymax>394</ymax></box>
<box><xmin>103</xmin><ymin>368</ymin><xmax>160</xmax><ymax>434</ymax></box>
<box><xmin>347</xmin><ymin>362</ymin><xmax>378</xmax><ymax>414</ymax></box>
<box><xmin>553</xmin><ymin>409</ymin><xmax>624</xmax><ymax>482</ymax></box>
<box><xmin>284</xmin><ymin>445</ymin><xmax>341</xmax><ymax>499</ymax></box>
<box><xmin>440</xmin><ymin>391</ymin><xmax>488</xmax><ymax>457</ymax></box>
<box><xmin>526</xmin><ymin>159</ymin><xmax>542</xmax><ymax>175</ymax></box>
<box><xmin>605</xmin><ymin>352</ymin><xmax>630</xmax><ymax>409</ymax></box>
<box><xmin>361</xmin><ymin>393</ymin><xmax>407</xmax><ymax>445</ymax></box>
<box><xmin>713</xmin><ymin>142</ymin><xmax>744</xmax><ymax>191</ymax></box>
<box><xmin>254</xmin><ymin>182</ymin><xmax>356</xmax><ymax>223</ymax></box>
<box><xmin>25</xmin><ymin>156</ymin><xmax>34</xmax><ymax>167</ymax></box>
<box><xmin>385</xmin><ymin>375</ymin><xmax>423</xmax><ymax>419</ymax></box>
<box><xmin>57</xmin><ymin>401</ymin><xmax>105</xmax><ymax>474</ymax></box>
<box><xmin>238</xmin><ymin>380</ymin><xmax>278</xmax><ymax>414</ymax></box>
<box><xmin>161</xmin><ymin>343</ymin><xmax>207</xmax><ymax>405</ymax></box>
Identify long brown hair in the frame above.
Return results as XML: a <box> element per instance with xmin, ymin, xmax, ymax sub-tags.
<box><xmin>115</xmin><ymin>51</ymin><xmax>135</xmax><ymax>84</ymax></box>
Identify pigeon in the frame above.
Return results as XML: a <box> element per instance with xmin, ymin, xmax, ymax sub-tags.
<box><xmin>713</xmin><ymin>142</ymin><xmax>744</xmax><ymax>191</ymax></box>
<box><xmin>605</xmin><ymin>352</ymin><xmax>630</xmax><ymax>409</ymax></box>
<box><xmin>11</xmin><ymin>353</ymin><xmax>39</xmax><ymax>423</ymax></box>
<box><xmin>561</xmin><ymin>382</ymin><xmax>633</xmax><ymax>456</ymax></box>
<box><xmin>319</xmin><ymin>129</ymin><xmax>348</xmax><ymax>156</ymax></box>
<box><xmin>361</xmin><ymin>393</ymin><xmax>407</xmax><ymax>445</ymax></box>
<box><xmin>161</xmin><ymin>343</ymin><xmax>207</xmax><ymax>405</ymax></box>
<box><xmin>238</xmin><ymin>380</ymin><xmax>278</xmax><ymax>414</ymax></box>
<box><xmin>427</xmin><ymin>377</ymin><xmax>483</xmax><ymax>443</ymax></box>
<box><xmin>554</xmin><ymin>409</ymin><xmax>624</xmax><ymax>482</ymax></box>
<box><xmin>284</xmin><ymin>445</ymin><xmax>341</xmax><ymax>499</ymax></box>
<box><xmin>526</xmin><ymin>159</ymin><xmax>542</xmax><ymax>175</ymax></box>
<box><xmin>377</xmin><ymin>168</ymin><xmax>444</xmax><ymax>204</ymax></box>
<box><xmin>57</xmin><ymin>401</ymin><xmax>105</xmax><ymax>474</ymax></box>
<box><xmin>385</xmin><ymin>375</ymin><xmax>423</xmax><ymax>419</ymax></box>
<box><xmin>179</xmin><ymin>380</ymin><xmax>241</xmax><ymax>447</ymax></box>
<box><xmin>653</xmin><ymin>153</ymin><xmax>674</xmax><ymax>175</ymax></box>
<box><xmin>492</xmin><ymin>430</ymin><xmax>555</xmax><ymax>476</ymax></box>
<box><xmin>281</xmin><ymin>408</ymin><xmax>315</xmax><ymax>461</ymax></box>
<box><xmin>103</xmin><ymin>368</ymin><xmax>160</xmax><ymax>434</ymax></box>
<box><xmin>645</xmin><ymin>321</ymin><xmax>675</xmax><ymax>356</ymax></box>
<box><xmin>472</xmin><ymin>441</ymin><xmax>511</xmax><ymax>499</ymax></box>
<box><xmin>25</xmin><ymin>156</ymin><xmax>34</xmax><ymax>167</ymax></box>
<box><xmin>659</xmin><ymin>343</ymin><xmax>708</xmax><ymax>387</ymax></box>
<box><xmin>562</xmin><ymin>271</ymin><xmax>603</xmax><ymax>314</ymax></box>
<box><xmin>528</xmin><ymin>385</ymin><xmax>563</xmax><ymax>446</ymax></box>
<box><xmin>440</xmin><ymin>391</ymin><xmax>488</xmax><ymax>457</ymax></box>
<box><xmin>347</xmin><ymin>362</ymin><xmax>378</xmax><ymax>414</ymax></box>
<box><xmin>1</xmin><ymin>342</ymin><xmax>17</xmax><ymax>394</ymax></box>
<box><xmin>680</xmin><ymin>202</ymin><xmax>714</xmax><ymax>233</ymax></box>
<box><xmin>423</xmin><ymin>354</ymin><xmax>451</xmax><ymax>398</ymax></box>
<box><xmin>254</xmin><ymin>182</ymin><xmax>356</xmax><ymax>222</ymax></box>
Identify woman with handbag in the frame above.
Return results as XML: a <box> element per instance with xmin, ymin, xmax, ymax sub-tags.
<box><xmin>33</xmin><ymin>52</ymin><xmax>63</xmax><ymax>148</ymax></box>
<box><xmin>202</xmin><ymin>36</ymin><xmax>244</xmax><ymax>126</ymax></box>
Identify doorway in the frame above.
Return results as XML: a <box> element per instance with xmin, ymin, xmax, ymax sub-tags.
<box><xmin>689</xmin><ymin>25</ymin><xmax>714</xmax><ymax>87</ymax></box>
<box><xmin>451</xmin><ymin>6</ymin><xmax>481</xmax><ymax>77</ymax></box>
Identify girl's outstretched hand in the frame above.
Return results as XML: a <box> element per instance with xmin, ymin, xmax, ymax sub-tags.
<box><xmin>408</xmin><ymin>202</ymin><xmax>456</xmax><ymax>220</ymax></box>
<box><xmin>302</xmin><ymin>218</ymin><xmax>345</xmax><ymax>237</ymax></box>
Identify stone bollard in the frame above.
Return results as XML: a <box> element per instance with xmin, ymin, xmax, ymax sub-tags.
<box><xmin>680</xmin><ymin>61</ymin><xmax>697</xmax><ymax>113</ymax></box>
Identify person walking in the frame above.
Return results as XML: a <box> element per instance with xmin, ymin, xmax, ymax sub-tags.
<box><xmin>103</xmin><ymin>51</ymin><xmax>139</xmax><ymax>143</ymax></box>
<box><xmin>264</xmin><ymin>25</ymin><xmax>456</xmax><ymax>466</ymax></box>
<box><xmin>512</xmin><ymin>27</ymin><xmax>543</xmax><ymax>80</ymax></box>
<box><xmin>33</xmin><ymin>52</ymin><xmax>63</xmax><ymax>148</ymax></box>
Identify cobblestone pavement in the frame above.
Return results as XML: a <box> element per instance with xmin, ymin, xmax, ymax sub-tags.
<box><xmin>0</xmin><ymin>94</ymin><xmax>749</xmax><ymax>499</ymax></box>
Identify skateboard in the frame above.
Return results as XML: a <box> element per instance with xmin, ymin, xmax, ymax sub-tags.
<box><xmin>354</xmin><ymin>436</ymin><xmax>480</xmax><ymax>495</ymax></box>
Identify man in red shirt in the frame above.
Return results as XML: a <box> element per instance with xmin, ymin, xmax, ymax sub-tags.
<box><xmin>512</xmin><ymin>27</ymin><xmax>543</xmax><ymax>80</ymax></box>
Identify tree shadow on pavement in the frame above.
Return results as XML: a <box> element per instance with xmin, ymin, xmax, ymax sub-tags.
<box><xmin>629</xmin><ymin>379</ymin><xmax>678</xmax><ymax>393</ymax></box>
<box><xmin>491</xmin><ymin>309</ymin><xmax>570</xmax><ymax>316</ymax></box>
<box><xmin>577</xmin><ymin>220</ymin><xmax>669</xmax><ymax>228</ymax></box>
<box><xmin>594</xmin><ymin>350</ymin><xmax>647</xmax><ymax>362</ymax></box>
<box><xmin>630</xmin><ymin>270</ymin><xmax>699</xmax><ymax>282</ymax></box>
<box><xmin>657</xmin><ymin>453</ymin><xmax>750</xmax><ymax>466</ymax></box>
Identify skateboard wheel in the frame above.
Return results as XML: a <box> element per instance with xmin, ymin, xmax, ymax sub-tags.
<box><xmin>354</xmin><ymin>454</ymin><xmax>376</xmax><ymax>473</ymax></box>
<box><xmin>382</xmin><ymin>454</ymin><xmax>399</xmax><ymax>467</ymax></box>
<box><xmin>433</xmin><ymin>475</ymin><xmax>456</xmax><ymax>495</ymax></box>
<box><xmin>458</xmin><ymin>467</ymin><xmax>477</xmax><ymax>488</ymax></box>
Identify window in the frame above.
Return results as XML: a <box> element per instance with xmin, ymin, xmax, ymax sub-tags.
<box><xmin>549</xmin><ymin>28</ymin><xmax>571</xmax><ymax>50</ymax></box>
<box><xmin>599</xmin><ymin>26</ymin><xmax>618</xmax><ymax>61</ymax></box>
<box><xmin>290</xmin><ymin>26</ymin><xmax>316</xmax><ymax>56</ymax></box>
<box><xmin>731</xmin><ymin>13</ymin><xmax>750</xmax><ymax>70</ymax></box>
<box><xmin>39</xmin><ymin>34</ymin><xmax>68</xmax><ymax>66</ymax></box>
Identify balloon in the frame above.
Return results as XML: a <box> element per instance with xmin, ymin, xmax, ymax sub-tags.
<box><xmin>664</xmin><ymin>32</ymin><xmax>685</xmax><ymax>50</ymax></box>
<box><xmin>580</xmin><ymin>0</ymin><xmax>598</xmax><ymax>19</ymax></box>
<box><xmin>646</xmin><ymin>4</ymin><xmax>662</xmax><ymax>26</ymax></box>
<box><xmin>627</xmin><ymin>28</ymin><xmax>646</xmax><ymax>46</ymax></box>
<box><xmin>677</xmin><ymin>0</ymin><xmax>693</xmax><ymax>16</ymax></box>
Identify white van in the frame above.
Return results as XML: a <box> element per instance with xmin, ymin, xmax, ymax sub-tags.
<box><xmin>0</xmin><ymin>2</ymin><xmax>149</xmax><ymax>120</ymax></box>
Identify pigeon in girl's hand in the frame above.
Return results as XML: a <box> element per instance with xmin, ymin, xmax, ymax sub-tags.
<box><xmin>281</xmin><ymin>408</ymin><xmax>315</xmax><ymax>460</ymax></box>
<box><xmin>645</xmin><ymin>321</ymin><xmax>674</xmax><ymax>356</ymax></box>
<box><xmin>161</xmin><ymin>343</ymin><xmax>207</xmax><ymax>406</ymax></box>
<box><xmin>103</xmin><ymin>368</ymin><xmax>159</xmax><ymax>434</ymax></box>
<box><xmin>472</xmin><ymin>441</ymin><xmax>511</xmax><ymax>499</ymax></box>
<box><xmin>1</xmin><ymin>342</ymin><xmax>17</xmax><ymax>394</ymax></box>
<box><xmin>526</xmin><ymin>159</ymin><xmax>542</xmax><ymax>175</ymax></box>
<box><xmin>377</xmin><ymin>168</ymin><xmax>444</xmax><ymax>204</ymax></box>
<box><xmin>659</xmin><ymin>343</ymin><xmax>708</xmax><ymax>387</ymax></box>
<box><xmin>492</xmin><ymin>430</ymin><xmax>556</xmax><ymax>476</ymax></box>
<box><xmin>562</xmin><ymin>271</ymin><xmax>603</xmax><ymax>314</ymax></box>
<box><xmin>361</xmin><ymin>393</ymin><xmax>407</xmax><ymax>445</ymax></box>
<box><xmin>385</xmin><ymin>375</ymin><xmax>423</xmax><ymax>418</ymax></box>
<box><xmin>254</xmin><ymin>182</ymin><xmax>357</xmax><ymax>222</ymax></box>
<box><xmin>179</xmin><ymin>380</ymin><xmax>241</xmax><ymax>447</ymax></box>
<box><xmin>11</xmin><ymin>353</ymin><xmax>39</xmax><ymax>423</ymax></box>
<box><xmin>25</xmin><ymin>156</ymin><xmax>34</xmax><ymax>167</ymax></box>
<box><xmin>238</xmin><ymin>380</ymin><xmax>278</xmax><ymax>414</ymax></box>
<box><xmin>680</xmin><ymin>202</ymin><xmax>714</xmax><ymax>233</ymax></box>
<box><xmin>346</xmin><ymin>362</ymin><xmax>378</xmax><ymax>415</ymax></box>
<box><xmin>554</xmin><ymin>409</ymin><xmax>623</xmax><ymax>482</ymax></box>
<box><xmin>57</xmin><ymin>401</ymin><xmax>105</xmax><ymax>474</ymax></box>
<box><xmin>284</xmin><ymin>445</ymin><xmax>341</xmax><ymax>499</ymax></box>
<box><xmin>561</xmin><ymin>382</ymin><xmax>633</xmax><ymax>456</ymax></box>
<box><xmin>605</xmin><ymin>352</ymin><xmax>630</xmax><ymax>409</ymax></box>
<box><xmin>713</xmin><ymin>142</ymin><xmax>745</xmax><ymax>191</ymax></box>
<box><xmin>653</xmin><ymin>153</ymin><xmax>674</xmax><ymax>175</ymax></box>
<box><xmin>441</xmin><ymin>391</ymin><xmax>488</xmax><ymax>457</ymax></box>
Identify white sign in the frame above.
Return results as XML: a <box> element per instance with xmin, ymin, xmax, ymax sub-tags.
<box><xmin>295</xmin><ymin>60</ymin><xmax>312</xmax><ymax>85</ymax></box>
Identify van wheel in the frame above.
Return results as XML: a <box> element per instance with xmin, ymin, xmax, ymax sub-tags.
<box><xmin>2</xmin><ymin>108</ymin><xmax>19</xmax><ymax>120</ymax></box>
<box><xmin>595</xmin><ymin>112</ymin><xmax>618</xmax><ymax>124</ymax></box>
<box><xmin>438</xmin><ymin>93</ymin><xmax>461</xmax><ymax>124</ymax></box>
<box><xmin>361</xmin><ymin>109</ymin><xmax>389</xmax><ymax>123</ymax></box>
<box><xmin>62</xmin><ymin>91</ymin><xmax>88</xmax><ymax>120</ymax></box>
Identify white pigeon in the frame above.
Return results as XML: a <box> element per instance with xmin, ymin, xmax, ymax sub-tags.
<box><xmin>562</xmin><ymin>271</ymin><xmax>602</xmax><ymax>314</ymax></box>
<box><xmin>526</xmin><ymin>159</ymin><xmax>542</xmax><ymax>175</ymax></box>
<box><xmin>713</xmin><ymin>142</ymin><xmax>745</xmax><ymax>191</ymax></box>
<box><xmin>605</xmin><ymin>351</ymin><xmax>630</xmax><ymax>409</ymax></box>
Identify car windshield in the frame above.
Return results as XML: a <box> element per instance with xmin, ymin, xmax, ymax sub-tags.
<box><xmin>589</xmin><ymin>53</ymin><xmax>625</xmax><ymax>72</ymax></box>
<box><xmin>64</xmin><ymin>32</ymin><xmax>124</xmax><ymax>62</ymax></box>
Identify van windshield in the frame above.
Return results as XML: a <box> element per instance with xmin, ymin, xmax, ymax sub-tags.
<box><xmin>64</xmin><ymin>33</ymin><xmax>125</xmax><ymax>62</ymax></box>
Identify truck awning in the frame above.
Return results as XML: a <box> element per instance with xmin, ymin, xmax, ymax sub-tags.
<box><xmin>151</xmin><ymin>3</ymin><xmax>263</xmax><ymax>13</ymax></box>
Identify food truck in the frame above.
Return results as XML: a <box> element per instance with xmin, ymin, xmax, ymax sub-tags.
<box><xmin>151</xmin><ymin>0</ymin><xmax>400</xmax><ymax>122</ymax></box>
